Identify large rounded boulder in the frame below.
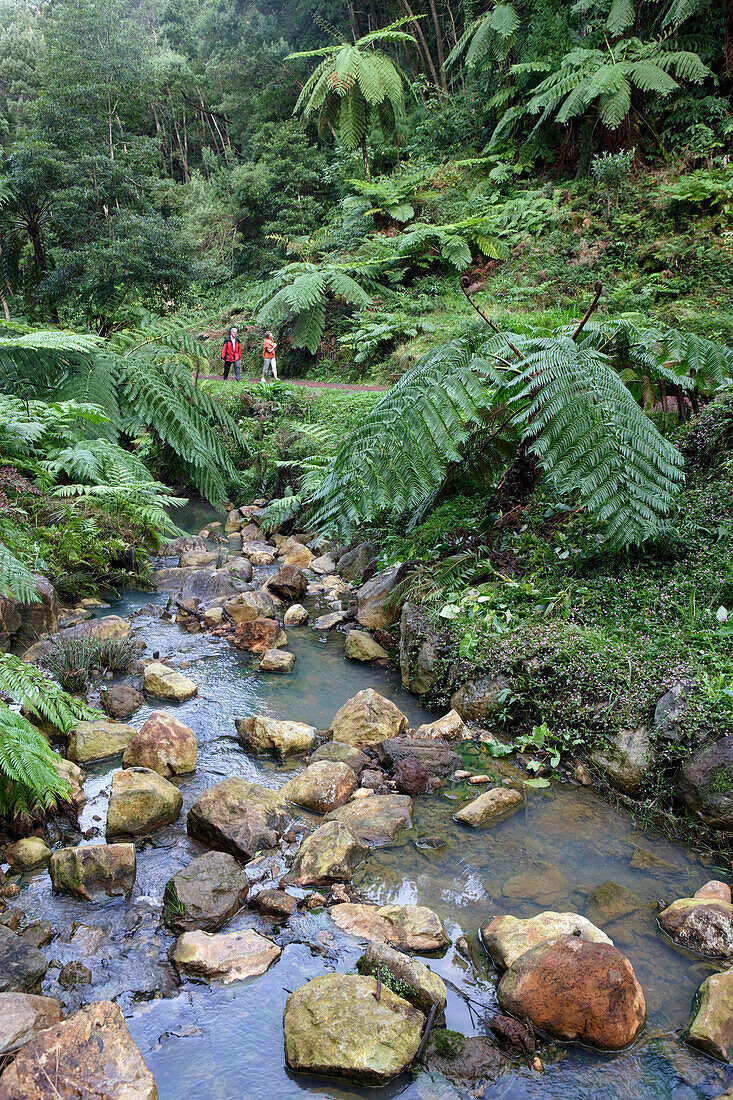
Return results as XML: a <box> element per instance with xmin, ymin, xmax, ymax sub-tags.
<box><xmin>283</xmin><ymin>973</ymin><xmax>424</xmax><ymax>1085</ymax></box>
<box><xmin>328</xmin><ymin>689</ymin><xmax>407</xmax><ymax>747</ymax></box>
<box><xmin>497</xmin><ymin>935</ymin><xmax>645</xmax><ymax>1050</ymax></box>
<box><xmin>235</xmin><ymin>716</ymin><xmax>316</xmax><ymax>759</ymax></box>
<box><xmin>163</xmin><ymin>851</ymin><xmax>248</xmax><ymax>933</ymax></box>
<box><xmin>122</xmin><ymin>711</ymin><xmax>197</xmax><ymax>776</ymax></box>
<box><xmin>106</xmin><ymin>767</ymin><xmax>182</xmax><ymax>838</ymax></box>
<box><xmin>280</xmin><ymin>761</ymin><xmax>358</xmax><ymax>814</ymax></box>
<box><xmin>284</xmin><ymin>821</ymin><xmax>367</xmax><ymax>887</ymax></box>
<box><xmin>481</xmin><ymin>911</ymin><xmax>613</xmax><ymax>969</ymax></box>
<box><xmin>268</xmin><ymin>564</ymin><xmax>308</xmax><ymax>601</ymax></box>
<box><xmin>49</xmin><ymin>843</ymin><xmax>136</xmax><ymax>901</ymax></box>
<box><xmin>187</xmin><ymin>777</ymin><xmax>289</xmax><ymax>860</ymax></box>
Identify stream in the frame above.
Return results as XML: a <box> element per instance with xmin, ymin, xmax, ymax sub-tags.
<box><xmin>9</xmin><ymin>505</ymin><xmax>733</xmax><ymax>1100</ymax></box>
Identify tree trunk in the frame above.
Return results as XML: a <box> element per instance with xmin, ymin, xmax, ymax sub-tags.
<box><xmin>428</xmin><ymin>0</ymin><xmax>449</xmax><ymax>93</ymax></box>
<box><xmin>727</xmin><ymin>0</ymin><xmax>733</xmax><ymax>90</ymax></box>
<box><xmin>398</xmin><ymin>0</ymin><xmax>443</xmax><ymax>91</ymax></box>
<box><xmin>362</xmin><ymin>135</ymin><xmax>370</xmax><ymax>180</ymax></box>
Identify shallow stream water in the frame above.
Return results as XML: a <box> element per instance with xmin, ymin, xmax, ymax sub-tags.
<box><xmin>10</xmin><ymin>514</ymin><xmax>733</xmax><ymax>1100</ymax></box>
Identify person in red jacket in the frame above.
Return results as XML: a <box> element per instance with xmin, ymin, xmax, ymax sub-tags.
<box><xmin>220</xmin><ymin>326</ymin><xmax>241</xmax><ymax>381</ymax></box>
<box><xmin>261</xmin><ymin>330</ymin><xmax>278</xmax><ymax>383</ymax></box>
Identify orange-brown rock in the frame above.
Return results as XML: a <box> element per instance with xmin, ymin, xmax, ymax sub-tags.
<box><xmin>694</xmin><ymin>880</ymin><xmax>732</xmax><ymax>904</ymax></box>
<box><xmin>122</xmin><ymin>711</ymin><xmax>197</xmax><ymax>777</ymax></box>
<box><xmin>497</xmin><ymin>935</ymin><xmax>645</xmax><ymax>1051</ymax></box>
<box><xmin>230</xmin><ymin>618</ymin><xmax>286</xmax><ymax>653</ymax></box>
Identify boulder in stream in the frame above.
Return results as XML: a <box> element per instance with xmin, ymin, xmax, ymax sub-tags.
<box><xmin>325</xmin><ymin>793</ymin><xmax>412</xmax><ymax>846</ymax></box>
<box><xmin>0</xmin><ymin>1000</ymin><xmax>157</xmax><ymax>1100</ymax></box>
<box><xmin>337</xmin><ymin>542</ymin><xmax>377</xmax><ymax>583</ymax></box>
<box><xmin>66</xmin><ymin>719</ymin><xmax>137</xmax><ymax>764</ymax></box>
<box><xmin>170</xmin><ymin>928</ymin><xmax>280</xmax><ymax>983</ymax></box>
<box><xmin>235</xmin><ymin>715</ymin><xmax>316</xmax><ymax>759</ymax></box>
<box><xmin>284</xmin><ymin>821</ymin><xmax>367</xmax><ymax>886</ymax></box>
<box><xmin>143</xmin><ymin>661</ymin><xmax>198</xmax><ymax>702</ymax></box>
<box><xmin>283</xmin><ymin>973</ymin><xmax>424</xmax><ymax>1085</ymax></box>
<box><xmin>498</xmin><ymin>935</ymin><xmax>646</xmax><ymax>1050</ymax></box>
<box><xmin>163</xmin><ymin>850</ymin><xmax>249</xmax><ymax>933</ymax></box>
<box><xmin>687</xmin><ymin>968</ymin><xmax>733</xmax><ymax>1062</ymax></box>
<box><xmin>344</xmin><ymin>630</ymin><xmax>389</xmax><ymax>663</ymax></box>
<box><xmin>330</xmin><ymin>902</ymin><xmax>449</xmax><ymax>953</ymax></box>
<box><xmin>223</xmin><ymin>590</ymin><xmax>275</xmax><ymax>623</ymax></box>
<box><xmin>268</xmin><ymin>564</ymin><xmax>308</xmax><ymax>600</ymax></box>
<box><xmin>283</xmin><ymin>604</ymin><xmax>309</xmax><ymax>626</ymax></box>
<box><xmin>178</xmin><ymin>565</ymin><xmax>251</xmax><ymax>603</ymax></box>
<box><xmin>280</xmin><ymin>761</ymin><xmax>358</xmax><ymax>814</ymax></box>
<box><xmin>415</xmin><ymin>709</ymin><xmax>470</xmax><ymax>741</ymax></box>
<box><xmin>658</xmin><ymin>896</ymin><xmax>733</xmax><ymax>957</ymax></box>
<box><xmin>49</xmin><ymin>843</ymin><xmax>136</xmax><ymax>901</ymax></box>
<box><xmin>480</xmin><ymin>911</ymin><xmax>613</xmax><ymax>969</ymax></box>
<box><xmin>123</xmin><ymin>711</ymin><xmax>198</xmax><ymax>776</ymax></box>
<box><xmin>187</xmin><ymin>777</ymin><xmax>289</xmax><ymax>860</ymax></box>
<box><xmin>0</xmin><ymin>928</ymin><xmax>48</xmax><ymax>993</ymax></box>
<box><xmin>4</xmin><ymin>837</ymin><xmax>51</xmax><ymax>871</ymax></box>
<box><xmin>230</xmin><ymin>618</ymin><xmax>286</xmax><ymax>652</ymax></box>
<box><xmin>378</xmin><ymin>737</ymin><xmax>460</xmax><ymax>777</ymax></box>
<box><xmin>678</xmin><ymin>735</ymin><xmax>733</xmax><ymax>828</ymax></box>
<box><xmin>258</xmin><ymin>649</ymin><xmax>296</xmax><ymax>673</ymax></box>
<box><xmin>355</xmin><ymin>566</ymin><xmax>403</xmax><ymax>632</ymax></box>
<box><xmin>279</xmin><ymin>541</ymin><xmax>314</xmax><ymax>570</ymax></box>
<box><xmin>420</xmin><ymin>1032</ymin><xmax>510</xmax><ymax>1089</ymax></box>
<box><xmin>106</xmin><ymin>767</ymin><xmax>182</xmax><ymax>837</ymax></box>
<box><xmin>310</xmin><ymin>741</ymin><xmax>368</xmax><ymax>774</ymax></box>
<box><xmin>100</xmin><ymin>683</ymin><xmax>144</xmax><ymax>721</ymax></box>
<box><xmin>328</xmin><ymin>688</ymin><xmax>407</xmax><ymax>747</ymax></box>
<box><xmin>454</xmin><ymin>787</ymin><xmax>522</xmax><ymax>826</ymax></box>
<box><xmin>0</xmin><ymin>993</ymin><xmax>63</xmax><ymax>1058</ymax></box>
<box><xmin>357</xmin><ymin>942</ymin><xmax>447</xmax><ymax>1014</ymax></box>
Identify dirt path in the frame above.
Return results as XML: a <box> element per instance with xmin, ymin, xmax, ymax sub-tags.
<box><xmin>198</xmin><ymin>375</ymin><xmax>389</xmax><ymax>392</ymax></box>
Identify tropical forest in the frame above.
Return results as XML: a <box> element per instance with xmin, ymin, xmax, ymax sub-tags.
<box><xmin>0</xmin><ymin>0</ymin><xmax>732</xmax><ymax>1095</ymax></box>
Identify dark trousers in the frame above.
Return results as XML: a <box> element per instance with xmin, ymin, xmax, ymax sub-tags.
<box><xmin>222</xmin><ymin>358</ymin><xmax>241</xmax><ymax>381</ymax></box>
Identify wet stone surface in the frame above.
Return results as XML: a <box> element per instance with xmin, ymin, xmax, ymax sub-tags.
<box><xmin>7</xmin><ymin>534</ymin><xmax>733</xmax><ymax>1100</ymax></box>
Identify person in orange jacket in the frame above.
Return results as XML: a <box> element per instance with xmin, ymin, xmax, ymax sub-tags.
<box><xmin>261</xmin><ymin>331</ymin><xmax>278</xmax><ymax>382</ymax></box>
<box><xmin>220</xmin><ymin>326</ymin><xmax>241</xmax><ymax>381</ymax></box>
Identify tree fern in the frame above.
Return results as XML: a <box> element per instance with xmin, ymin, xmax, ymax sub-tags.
<box><xmin>288</xmin><ymin>18</ymin><xmax>417</xmax><ymax>176</ymax></box>
<box><xmin>0</xmin><ymin>320</ymin><xmax>246</xmax><ymax>507</ymax></box>
<box><xmin>305</xmin><ymin>308</ymin><xmax>713</xmax><ymax>547</ymax></box>
<box><xmin>0</xmin><ymin>655</ymin><xmax>101</xmax><ymax>733</ymax></box>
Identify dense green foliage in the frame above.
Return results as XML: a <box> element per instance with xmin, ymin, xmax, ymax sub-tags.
<box><xmin>0</xmin><ymin>0</ymin><xmax>731</xmax><ymax>821</ymax></box>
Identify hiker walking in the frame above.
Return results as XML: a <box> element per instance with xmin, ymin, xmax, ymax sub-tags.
<box><xmin>261</xmin><ymin>331</ymin><xmax>278</xmax><ymax>382</ymax></box>
<box><xmin>221</xmin><ymin>326</ymin><xmax>241</xmax><ymax>381</ymax></box>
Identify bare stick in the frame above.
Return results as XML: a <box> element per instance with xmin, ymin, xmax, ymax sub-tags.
<box><xmin>413</xmin><ymin>1003</ymin><xmax>439</xmax><ymax>1064</ymax></box>
<box><xmin>571</xmin><ymin>281</ymin><xmax>603</xmax><ymax>341</ymax></box>
<box><xmin>459</xmin><ymin>276</ymin><xmax>524</xmax><ymax>359</ymax></box>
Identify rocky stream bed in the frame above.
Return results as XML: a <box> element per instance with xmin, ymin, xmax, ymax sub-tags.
<box><xmin>1</xmin><ymin>504</ymin><xmax>733</xmax><ymax>1099</ymax></box>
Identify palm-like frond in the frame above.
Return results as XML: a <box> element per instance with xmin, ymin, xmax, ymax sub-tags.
<box><xmin>0</xmin><ymin>704</ymin><xmax>73</xmax><ymax>817</ymax></box>
<box><xmin>0</xmin><ymin>655</ymin><xmax>100</xmax><ymax>732</ymax></box>
<box><xmin>306</xmin><ymin>312</ymin><xmax>708</xmax><ymax>546</ymax></box>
